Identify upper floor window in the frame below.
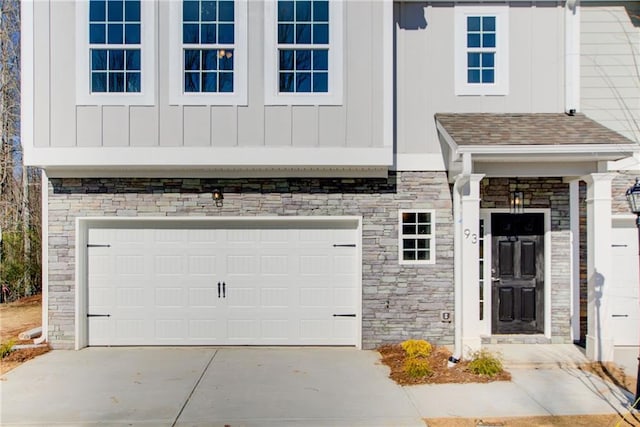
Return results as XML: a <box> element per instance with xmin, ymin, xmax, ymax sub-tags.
<box><xmin>455</xmin><ymin>6</ymin><xmax>508</xmax><ymax>96</ymax></box>
<box><xmin>169</xmin><ymin>0</ymin><xmax>247</xmax><ymax>104</ymax></box>
<box><xmin>264</xmin><ymin>0</ymin><xmax>343</xmax><ymax>105</ymax></box>
<box><xmin>399</xmin><ymin>210</ymin><xmax>435</xmax><ymax>265</ymax></box>
<box><xmin>76</xmin><ymin>0</ymin><xmax>155</xmax><ymax>105</ymax></box>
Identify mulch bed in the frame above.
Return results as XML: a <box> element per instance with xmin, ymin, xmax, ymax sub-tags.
<box><xmin>378</xmin><ymin>344</ymin><xmax>511</xmax><ymax>386</ymax></box>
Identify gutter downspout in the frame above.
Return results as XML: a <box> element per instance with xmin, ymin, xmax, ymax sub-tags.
<box><xmin>34</xmin><ymin>170</ymin><xmax>48</xmax><ymax>345</ymax></box>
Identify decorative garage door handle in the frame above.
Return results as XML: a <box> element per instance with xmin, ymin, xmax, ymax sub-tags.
<box><xmin>333</xmin><ymin>314</ymin><xmax>356</xmax><ymax>317</ymax></box>
<box><xmin>222</xmin><ymin>282</ymin><xmax>226</xmax><ymax>298</ymax></box>
<box><xmin>218</xmin><ymin>282</ymin><xmax>221</xmax><ymax>298</ymax></box>
<box><xmin>87</xmin><ymin>313</ymin><xmax>111</xmax><ymax>317</ymax></box>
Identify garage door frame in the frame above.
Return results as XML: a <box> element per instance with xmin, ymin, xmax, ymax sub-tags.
<box><xmin>75</xmin><ymin>216</ymin><xmax>363</xmax><ymax>350</ymax></box>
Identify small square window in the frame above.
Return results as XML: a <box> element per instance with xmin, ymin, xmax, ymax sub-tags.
<box><xmin>399</xmin><ymin>210</ymin><xmax>435</xmax><ymax>264</ymax></box>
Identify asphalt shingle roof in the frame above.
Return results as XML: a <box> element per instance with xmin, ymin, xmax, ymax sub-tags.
<box><xmin>435</xmin><ymin>113</ymin><xmax>635</xmax><ymax>146</ymax></box>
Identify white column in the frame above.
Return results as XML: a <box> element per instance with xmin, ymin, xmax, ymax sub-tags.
<box><xmin>460</xmin><ymin>174</ymin><xmax>485</xmax><ymax>354</ymax></box>
<box><xmin>583</xmin><ymin>173</ymin><xmax>616</xmax><ymax>361</ymax></box>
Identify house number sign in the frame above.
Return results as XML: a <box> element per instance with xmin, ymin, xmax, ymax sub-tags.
<box><xmin>464</xmin><ymin>228</ymin><xmax>478</xmax><ymax>244</ymax></box>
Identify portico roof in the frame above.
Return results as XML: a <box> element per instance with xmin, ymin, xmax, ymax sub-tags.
<box><xmin>435</xmin><ymin>113</ymin><xmax>639</xmax><ymax>179</ymax></box>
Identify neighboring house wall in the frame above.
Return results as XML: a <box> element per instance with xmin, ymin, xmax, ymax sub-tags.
<box><xmin>394</xmin><ymin>2</ymin><xmax>565</xmax><ymax>159</ymax></box>
<box><xmin>32</xmin><ymin>0</ymin><xmax>386</xmax><ymax>150</ymax></box>
<box><xmin>480</xmin><ymin>177</ymin><xmax>573</xmax><ymax>344</ymax></box>
<box><xmin>581</xmin><ymin>1</ymin><xmax>640</xmax><ymax>143</ymax></box>
<box><xmin>46</xmin><ymin>172</ymin><xmax>454</xmax><ymax>349</ymax></box>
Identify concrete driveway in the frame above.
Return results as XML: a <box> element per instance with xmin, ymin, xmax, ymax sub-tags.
<box><xmin>0</xmin><ymin>348</ymin><xmax>424</xmax><ymax>426</ymax></box>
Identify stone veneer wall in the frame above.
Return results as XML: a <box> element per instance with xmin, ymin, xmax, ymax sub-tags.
<box><xmin>46</xmin><ymin>172</ymin><xmax>454</xmax><ymax>349</ymax></box>
<box><xmin>480</xmin><ymin>177</ymin><xmax>572</xmax><ymax>343</ymax></box>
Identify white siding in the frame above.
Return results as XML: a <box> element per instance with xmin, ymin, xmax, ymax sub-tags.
<box><xmin>580</xmin><ymin>2</ymin><xmax>640</xmax><ymax>143</ymax></box>
<box><xmin>32</xmin><ymin>0</ymin><xmax>387</xmax><ymax>155</ymax></box>
<box><xmin>395</xmin><ymin>2</ymin><xmax>565</xmax><ymax>156</ymax></box>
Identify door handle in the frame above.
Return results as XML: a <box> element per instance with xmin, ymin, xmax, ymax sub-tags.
<box><xmin>217</xmin><ymin>282</ymin><xmax>221</xmax><ymax>298</ymax></box>
<box><xmin>222</xmin><ymin>282</ymin><xmax>226</xmax><ymax>298</ymax></box>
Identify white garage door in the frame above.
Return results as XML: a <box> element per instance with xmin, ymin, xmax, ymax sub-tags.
<box><xmin>87</xmin><ymin>222</ymin><xmax>359</xmax><ymax>346</ymax></box>
<box><xmin>610</xmin><ymin>221</ymin><xmax>639</xmax><ymax>346</ymax></box>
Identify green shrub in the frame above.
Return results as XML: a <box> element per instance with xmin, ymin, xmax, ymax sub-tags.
<box><xmin>467</xmin><ymin>349</ymin><xmax>504</xmax><ymax>377</ymax></box>
<box><xmin>0</xmin><ymin>340</ymin><xmax>15</xmax><ymax>359</ymax></box>
<box><xmin>403</xmin><ymin>357</ymin><xmax>433</xmax><ymax>378</ymax></box>
<box><xmin>401</xmin><ymin>339</ymin><xmax>433</xmax><ymax>358</ymax></box>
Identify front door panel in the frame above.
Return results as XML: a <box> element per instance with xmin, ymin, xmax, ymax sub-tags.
<box><xmin>491</xmin><ymin>213</ymin><xmax>544</xmax><ymax>334</ymax></box>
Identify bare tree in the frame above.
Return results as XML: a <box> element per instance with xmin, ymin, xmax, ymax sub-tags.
<box><xmin>0</xmin><ymin>0</ymin><xmax>41</xmax><ymax>300</ymax></box>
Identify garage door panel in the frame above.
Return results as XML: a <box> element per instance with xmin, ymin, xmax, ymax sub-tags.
<box><xmin>88</xmin><ymin>223</ymin><xmax>359</xmax><ymax>346</ymax></box>
<box><xmin>610</xmin><ymin>225</ymin><xmax>640</xmax><ymax>346</ymax></box>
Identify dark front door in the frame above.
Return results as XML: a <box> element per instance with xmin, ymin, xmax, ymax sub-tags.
<box><xmin>491</xmin><ymin>213</ymin><xmax>544</xmax><ymax>334</ymax></box>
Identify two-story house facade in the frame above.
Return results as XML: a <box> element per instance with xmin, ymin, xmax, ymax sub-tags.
<box><xmin>23</xmin><ymin>0</ymin><xmax>639</xmax><ymax>363</ymax></box>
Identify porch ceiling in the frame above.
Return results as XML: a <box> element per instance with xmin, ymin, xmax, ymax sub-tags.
<box><xmin>436</xmin><ymin>113</ymin><xmax>639</xmax><ymax>177</ymax></box>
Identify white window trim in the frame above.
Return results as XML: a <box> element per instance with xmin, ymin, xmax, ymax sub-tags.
<box><xmin>75</xmin><ymin>0</ymin><xmax>156</xmax><ymax>105</ymax></box>
<box><xmin>454</xmin><ymin>5</ymin><xmax>509</xmax><ymax>96</ymax></box>
<box><xmin>398</xmin><ymin>209</ymin><xmax>436</xmax><ymax>265</ymax></box>
<box><xmin>264</xmin><ymin>0</ymin><xmax>343</xmax><ymax>106</ymax></box>
<box><xmin>168</xmin><ymin>0</ymin><xmax>248</xmax><ymax>105</ymax></box>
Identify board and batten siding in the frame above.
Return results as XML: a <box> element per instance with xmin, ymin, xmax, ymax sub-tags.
<box><xmin>35</xmin><ymin>1</ymin><xmax>386</xmax><ymax>150</ymax></box>
<box><xmin>580</xmin><ymin>2</ymin><xmax>640</xmax><ymax>143</ymax></box>
<box><xmin>394</xmin><ymin>2</ymin><xmax>565</xmax><ymax>156</ymax></box>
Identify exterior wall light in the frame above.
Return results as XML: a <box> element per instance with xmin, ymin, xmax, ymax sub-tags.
<box><xmin>510</xmin><ymin>190</ymin><xmax>524</xmax><ymax>215</ymax></box>
<box><xmin>212</xmin><ymin>189</ymin><xmax>224</xmax><ymax>207</ymax></box>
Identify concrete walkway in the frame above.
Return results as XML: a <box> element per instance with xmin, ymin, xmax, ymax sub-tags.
<box><xmin>0</xmin><ymin>345</ymin><xmax>636</xmax><ymax>426</ymax></box>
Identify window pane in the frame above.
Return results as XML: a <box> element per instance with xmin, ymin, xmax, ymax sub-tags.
<box><xmin>296</xmin><ymin>50</ymin><xmax>311</xmax><ymax>70</ymax></box>
<box><xmin>296</xmin><ymin>1</ymin><xmax>311</xmax><ymax>21</ymax></box>
<box><xmin>482</xmin><ymin>52</ymin><xmax>494</xmax><ymax>68</ymax></box>
<box><xmin>90</xmin><ymin>24</ymin><xmax>106</xmax><ymax>44</ymax></box>
<box><xmin>296</xmin><ymin>24</ymin><xmax>311</xmax><ymax>44</ymax></box>
<box><xmin>296</xmin><ymin>72</ymin><xmax>311</xmax><ymax>92</ymax></box>
<box><xmin>109</xmin><ymin>72</ymin><xmax>125</xmax><ymax>91</ymax></box>
<box><xmin>417</xmin><ymin>212</ymin><xmax>430</xmax><ymax>223</ymax></box>
<box><xmin>125</xmin><ymin>49</ymin><xmax>140</xmax><ymax>70</ymax></box>
<box><xmin>107</xmin><ymin>23</ymin><xmax>123</xmax><ymax>44</ymax></box>
<box><xmin>203</xmin><ymin>50</ymin><xmax>218</xmax><ymax>70</ymax></box>
<box><xmin>280</xmin><ymin>50</ymin><xmax>294</xmax><ymax>70</ymax></box>
<box><xmin>218</xmin><ymin>23</ymin><xmax>234</xmax><ymax>44</ymax></box>
<box><xmin>313</xmin><ymin>0</ymin><xmax>328</xmax><ymax>21</ymax></box>
<box><xmin>219</xmin><ymin>50</ymin><xmax>234</xmax><ymax>70</ymax></box>
<box><xmin>403</xmin><ymin>239</ymin><xmax>415</xmax><ymax>250</ymax></box>
<box><xmin>467</xmin><ymin>16</ymin><xmax>480</xmax><ymax>31</ymax></box>
<box><xmin>91</xmin><ymin>73</ymin><xmax>107</xmax><ymax>92</ymax></box>
<box><xmin>185</xmin><ymin>72</ymin><xmax>200</xmax><ymax>92</ymax></box>
<box><xmin>90</xmin><ymin>0</ymin><xmax>106</xmax><ymax>21</ymax></box>
<box><xmin>483</xmin><ymin>33</ymin><xmax>495</xmax><ymax>48</ymax></box>
<box><xmin>483</xmin><ymin>16</ymin><xmax>495</xmax><ymax>31</ymax></box>
<box><xmin>109</xmin><ymin>49</ymin><xmax>125</xmax><ymax>70</ymax></box>
<box><xmin>183</xmin><ymin>1</ymin><xmax>199</xmax><ymax>22</ymax></box>
<box><xmin>313</xmin><ymin>72</ymin><xmax>327</xmax><ymax>92</ymax></box>
<box><xmin>219</xmin><ymin>72</ymin><xmax>233</xmax><ymax>92</ymax></box>
<box><xmin>279</xmin><ymin>72</ymin><xmax>294</xmax><ymax>92</ymax></box>
<box><xmin>278</xmin><ymin>1</ymin><xmax>294</xmax><ymax>21</ymax></box>
<box><xmin>218</xmin><ymin>1</ymin><xmax>234</xmax><ymax>21</ymax></box>
<box><xmin>202</xmin><ymin>72</ymin><xmax>217</xmax><ymax>92</ymax></box>
<box><xmin>468</xmin><ymin>52</ymin><xmax>480</xmax><ymax>68</ymax></box>
<box><xmin>278</xmin><ymin>24</ymin><xmax>294</xmax><ymax>44</ymax></box>
<box><xmin>467</xmin><ymin>33</ymin><xmax>480</xmax><ymax>48</ymax></box>
<box><xmin>91</xmin><ymin>50</ymin><xmax>108</xmax><ymax>70</ymax></box>
<box><xmin>402</xmin><ymin>212</ymin><xmax>416</xmax><ymax>224</ymax></box>
<box><xmin>313</xmin><ymin>23</ymin><xmax>328</xmax><ymax>44</ymax></box>
<box><xmin>201</xmin><ymin>24</ymin><xmax>217</xmax><ymax>44</ymax></box>
<box><xmin>417</xmin><ymin>250</ymin><xmax>428</xmax><ymax>261</ymax></box>
<box><xmin>185</xmin><ymin>49</ymin><xmax>201</xmax><ymax>70</ymax></box>
<box><xmin>417</xmin><ymin>239</ymin><xmax>429</xmax><ymax>249</ymax></box>
<box><xmin>124</xmin><ymin>24</ymin><xmax>140</xmax><ymax>44</ymax></box>
<box><xmin>201</xmin><ymin>1</ymin><xmax>216</xmax><ymax>21</ymax></box>
<box><xmin>417</xmin><ymin>224</ymin><xmax>431</xmax><ymax>235</ymax></box>
<box><xmin>126</xmin><ymin>72</ymin><xmax>140</xmax><ymax>92</ymax></box>
<box><xmin>108</xmin><ymin>0</ymin><xmax>124</xmax><ymax>21</ymax></box>
<box><xmin>183</xmin><ymin>24</ymin><xmax>199</xmax><ymax>44</ymax></box>
<box><xmin>468</xmin><ymin>69</ymin><xmax>480</xmax><ymax>83</ymax></box>
<box><xmin>403</xmin><ymin>251</ymin><xmax>416</xmax><ymax>261</ymax></box>
<box><xmin>313</xmin><ymin>49</ymin><xmax>328</xmax><ymax>70</ymax></box>
<box><xmin>403</xmin><ymin>224</ymin><xmax>415</xmax><ymax>235</ymax></box>
<box><xmin>124</xmin><ymin>0</ymin><xmax>140</xmax><ymax>21</ymax></box>
<box><xmin>482</xmin><ymin>69</ymin><xmax>495</xmax><ymax>83</ymax></box>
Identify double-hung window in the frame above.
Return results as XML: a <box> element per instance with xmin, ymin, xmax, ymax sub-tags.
<box><xmin>399</xmin><ymin>210</ymin><xmax>435</xmax><ymax>265</ymax></box>
<box><xmin>455</xmin><ymin>6</ymin><xmax>508</xmax><ymax>96</ymax></box>
<box><xmin>169</xmin><ymin>0</ymin><xmax>247</xmax><ymax>105</ymax></box>
<box><xmin>265</xmin><ymin>0</ymin><xmax>343</xmax><ymax>105</ymax></box>
<box><xmin>76</xmin><ymin>0</ymin><xmax>155</xmax><ymax>105</ymax></box>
